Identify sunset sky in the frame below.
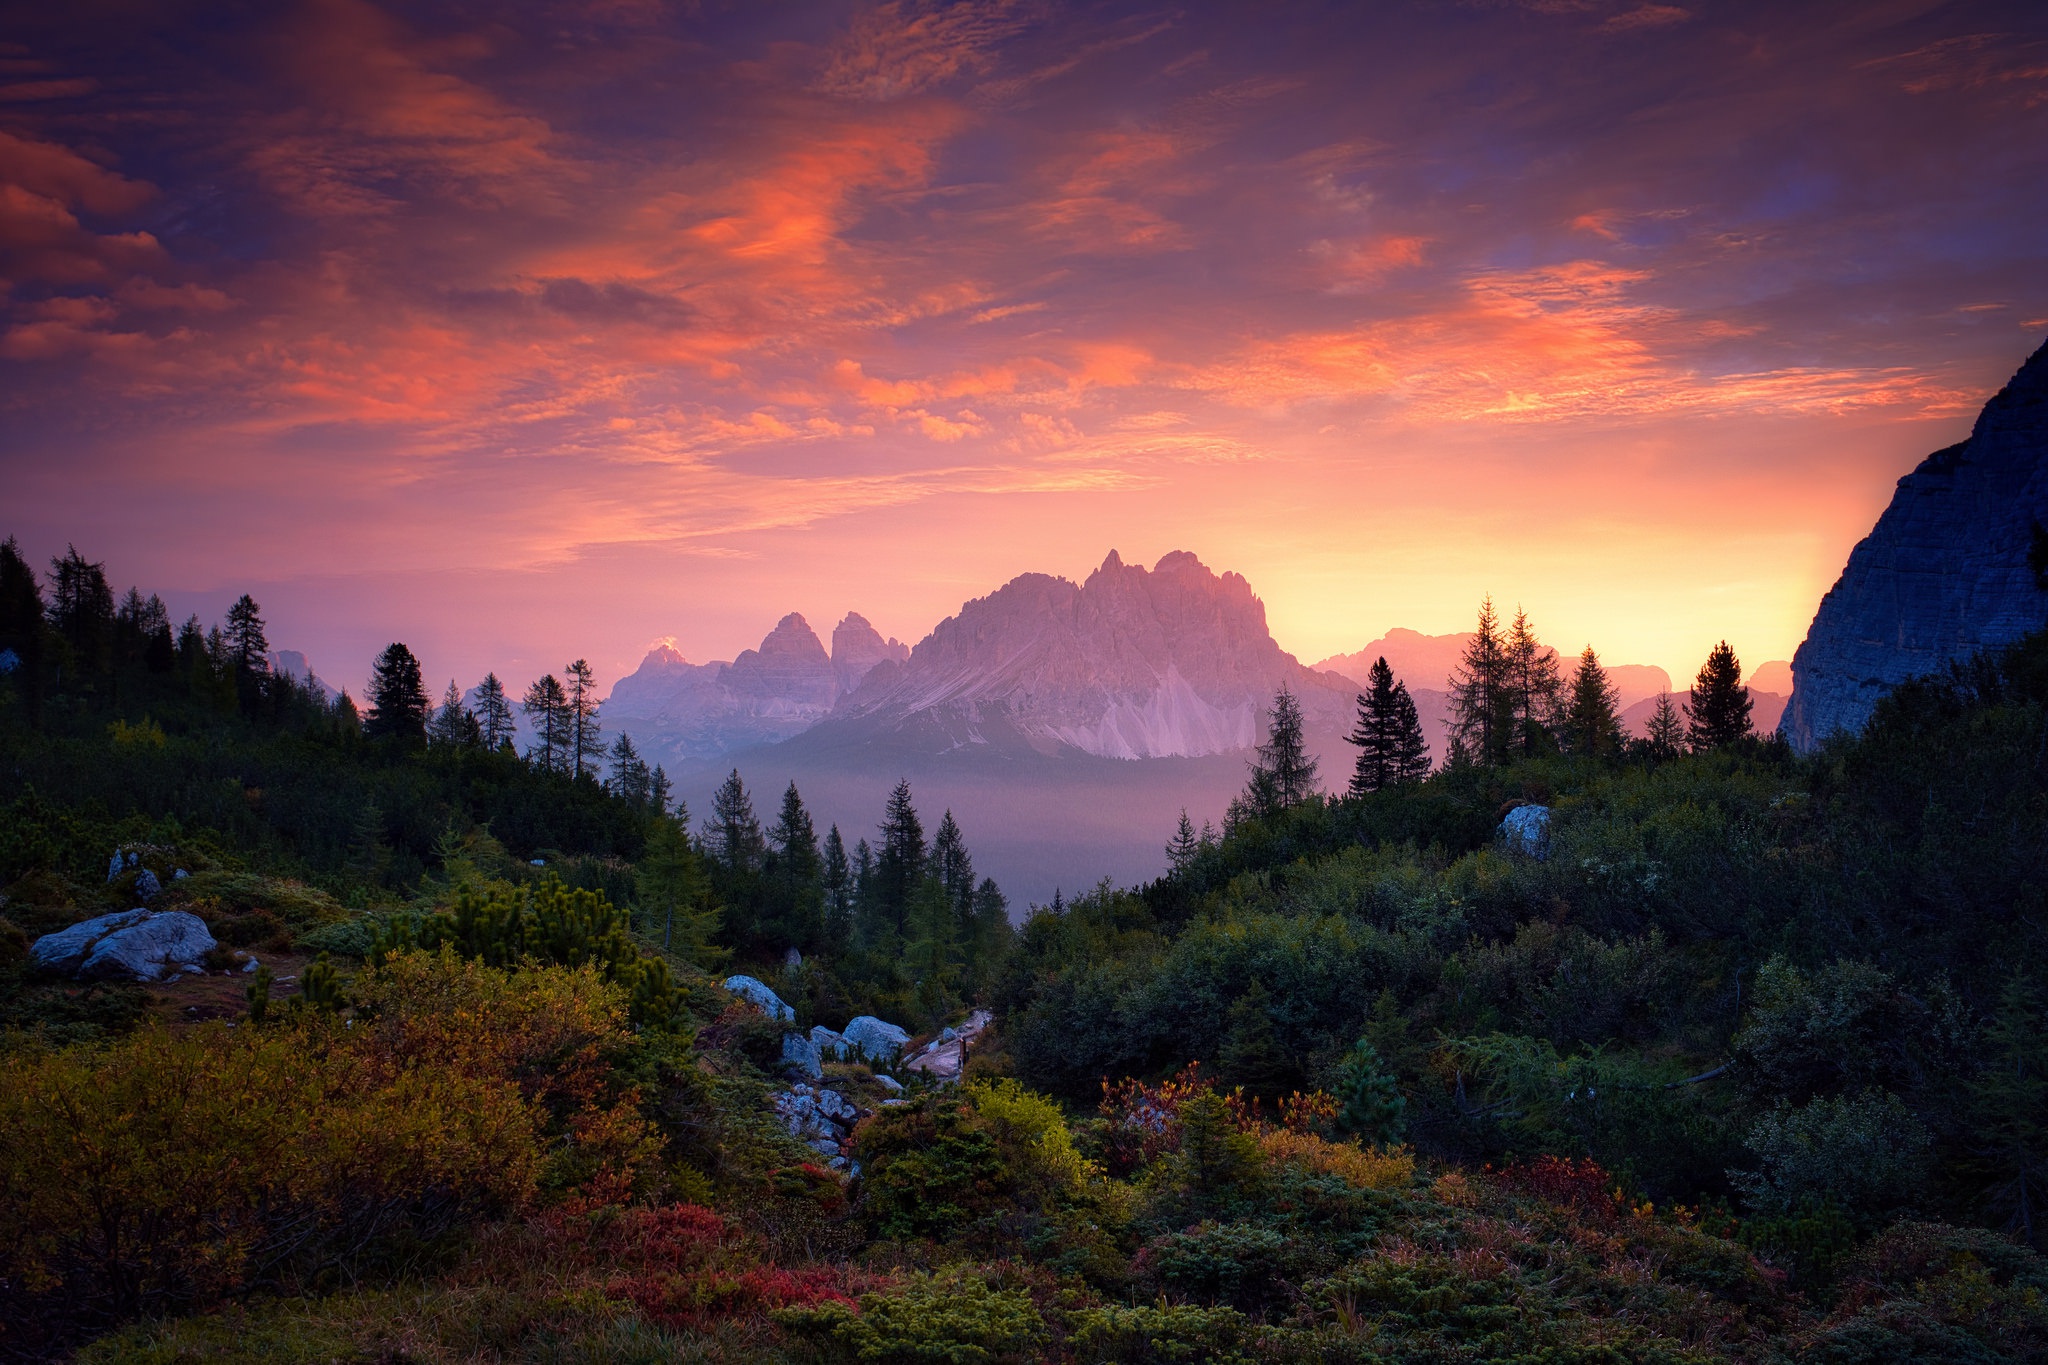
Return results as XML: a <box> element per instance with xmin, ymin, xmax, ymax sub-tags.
<box><xmin>3</xmin><ymin>0</ymin><xmax>2045</xmax><ymax>698</ymax></box>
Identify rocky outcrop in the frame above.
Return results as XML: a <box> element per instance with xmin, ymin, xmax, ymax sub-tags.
<box><xmin>773</xmin><ymin>1082</ymin><xmax>863</xmax><ymax>1167</ymax></box>
<box><xmin>1783</xmin><ymin>337</ymin><xmax>2048</xmax><ymax>751</ymax></box>
<box><xmin>831</xmin><ymin>612</ymin><xmax>910</xmax><ymax>697</ymax></box>
<box><xmin>1499</xmin><ymin>805</ymin><xmax>1551</xmax><ymax>859</ymax></box>
<box><xmin>722</xmin><ymin>614</ymin><xmax>836</xmax><ymax>711</ymax></box>
<box><xmin>841</xmin><ymin>1015</ymin><xmax>911</xmax><ymax>1063</ymax></box>
<box><xmin>904</xmin><ymin>1009</ymin><xmax>993</xmax><ymax>1081</ymax></box>
<box><xmin>32</xmin><ymin>909</ymin><xmax>216</xmax><ymax>982</ymax></box>
<box><xmin>722</xmin><ymin>974</ymin><xmax>795</xmax><ymax>1022</ymax></box>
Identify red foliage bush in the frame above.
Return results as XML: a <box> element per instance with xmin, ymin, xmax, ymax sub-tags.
<box><xmin>1495</xmin><ymin>1155</ymin><xmax>1620</xmax><ymax>1218</ymax></box>
<box><xmin>609</xmin><ymin>1264</ymin><xmax>851</xmax><ymax>1329</ymax></box>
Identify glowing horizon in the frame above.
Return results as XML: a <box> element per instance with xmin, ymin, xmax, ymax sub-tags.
<box><xmin>3</xmin><ymin>1</ymin><xmax>2044</xmax><ymax>700</ymax></box>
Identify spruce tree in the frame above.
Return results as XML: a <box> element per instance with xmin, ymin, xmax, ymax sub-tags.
<box><xmin>1504</xmin><ymin>608</ymin><xmax>1563</xmax><ymax>757</ymax></box>
<box><xmin>1347</xmin><ymin>657</ymin><xmax>1428</xmax><ymax>794</ymax></box>
<box><xmin>875</xmin><ymin>779</ymin><xmax>926</xmax><ymax>939</ymax></box>
<box><xmin>1449</xmin><ymin>597</ymin><xmax>1511</xmax><ymax>765</ymax></box>
<box><xmin>564</xmin><ymin>658</ymin><xmax>602</xmax><ymax>779</ymax></box>
<box><xmin>1246</xmin><ymin>685</ymin><xmax>1318</xmax><ymax>815</ymax></box>
<box><xmin>521</xmin><ymin>674</ymin><xmax>568</xmax><ymax>770</ymax></box>
<box><xmin>1387</xmin><ymin>678</ymin><xmax>1431</xmax><ymax>783</ymax></box>
<box><xmin>47</xmin><ymin>545</ymin><xmax>114</xmax><ymax>677</ymax></box>
<box><xmin>609</xmin><ymin>733</ymin><xmax>650</xmax><ymax>805</ymax></box>
<box><xmin>1335</xmin><ymin>1038</ymin><xmax>1407</xmax><ymax>1145</ymax></box>
<box><xmin>1166</xmin><ymin>809</ymin><xmax>1200</xmax><ymax>874</ymax></box>
<box><xmin>1967</xmin><ymin>971</ymin><xmax>2048</xmax><ymax>1246</ymax></box>
<box><xmin>966</xmin><ymin>877</ymin><xmax>1011</xmax><ymax>996</ymax></box>
<box><xmin>0</xmin><ymin>537</ymin><xmax>47</xmax><ymax>715</ymax></box>
<box><xmin>705</xmin><ymin>769</ymin><xmax>765</xmax><ymax>873</ymax></box>
<box><xmin>821</xmin><ymin>825</ymin><xmax>853</xmax><ymax>952</ymax></box>
<box><xmin>1644</xmin><ymin>692</ymin><xmax>1685</xmax><ymax>760</ymax></box>
<box><xmin>474</xmin><ymin>672</ymin><xmax>517</xmax><ymax>751</ymax></box>
<box><xmin>767</xmin><ymin>782</ymin><xmax>824</xmax><ymax>951</ymax></box>
<box><xmin>430</xmin><ymin>678</ymin><xmax>471</xmax><ymax>746</ymax></box>
<box><xmin>1221</xmin><ymin>980</ymin><xmax>1293</xmax><ymax>1099</ymax></box>
<box><xmin>636</xmin><ymin>815</ymin><xmax>725</xmax><ymax>967</ymax></box>
<box><xmin>225</xmin><ymin>594</ymin><xmax>269</xmax><ymax>678</ymax></box>
<box><xmin>1686</xmin><ymin>640</ymin><xmax>1753</xmax><ymax>751</ymax></box>
<box><xmin>1563</xmin><ymin>646</ymin><xmax>1624</xmax><ymax>758</ymax></box>
<box><xmin>365</xmin><ymin>643</ymin><xmax>430</xmax><ymax>744</ymax></box>
<box><xmin>930</xmin><ymin>810</ymin><xmax>975</xmax><ymax>922</ymax></box>
<box><xmin>650</xmin><ymin>764</ymin><xmax>674</xmax><ymax>816</ymax></box>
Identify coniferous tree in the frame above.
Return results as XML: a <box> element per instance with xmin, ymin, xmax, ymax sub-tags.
<box><xmin>474</xmin><ymin>672</ymin><xmax>517</xmax><ymax>751</ymax></box>
<box><xmin>1245</xmin><ymin>685</ymin><xmax>1318</xmax><ymax>816</ymax></box>
<box><xmin>1449</xmin><ymin>597</ymin><xmax>1511</xmax><ymax>765</ymax></box>
<box><xmin>1221</xmin><ymin>980</ymin><xmax>1293</xmax><ymax>1099</ymax></box>
<box><xmin>521</xmin><ymin>674</ymin><xmax>568</xmax><ymax>770</ymax></box>
<box><xmin>1335</xmin><ymin>1039</ymin><xmax>1408</xmax><ymax>1145</ymax></box>
<box><xmin>1563</xmin><ymin>646</ymin><xmax>1624</xmax><ymax>758</ymax></box>
<box><xmin>851</xmin><ymin>836</ymin><xmax>877</xmax><ymax>946</ymax></box>
<box><xmin>225</xmin><ymin>594</ymin><xmax>270</xmax><ymax>684</ymax></box>
<box><xmin>1347</xmin><ymin>657</ymin><xmax>1430</xmax><ymax>794</ymax></box>
<box><xmin>930</xmin><ymin>810</ymin><xmax>975</xmax><ymax>921</ymax></box>
<box><xmin>430</xmin><ymin>679</ymin><xmax>471</xmax><ymax>747</ymax></box>
<box><xmin>649</xmin><ymin>764</ymin><xmax>674</xmax><ymax>816</ymax></box>
<box><xmin>1166</xmin><ymin>809</ymin><xmax>1200</xmax><ymax>874</ymax></box>
<box><xmin>705</xmin><ymin>769</ymin><xmax>765</xmax><ymax>873</ymax></box>
<box><xmin>636</xmin><ymin>815</ymin><xmax>725</xmax><ymax>968</ymax></box>
<box><xmin>766</xmin><ymin>782</ymin><xmax>824</xmax><ymax>950</ymax></box>
<box><xmin>1503</xmin><ymin>608</ymin><xmax>1564</xmax><ymax>757</ymax></box>
<box><xmin>966</xmin><ymin>877</ymin><xmax>1010</xmax><ymax>996</ymax></box>
<box><xmin>821</xmin><ymin>825</ymin><xmax>853</xmax><ymax>952</ymax></box>
<box><xmin>874</xmin><ymin>779</ymin><xmax>926</xmax><ymax>940</ymax></box>
<box><xmin>564</xmin><ymin>658</ymin><xmax>602</xmax><ymax>779</ymax></box>
<box><xmin>1967</xmin><ymin>971</ymin><xmax>2048</xmax><ymax>1247</ymax></box>
<box><xmin>609</xmin><ymin>733</ymin><xmax>651</xmax><ymax>806</ymax></box>
<box><xmin>1687</xmin><ymin>640</ymin><xmax>1754</xmax><ymax>751</ymax></box>
<box><xmin>46</xmin><ymin>545</ymin><xmax>114</xmax><ymax>678</ymax></box>
<box><xmin>1644</xmin><ymin>693</ymin><xmax>1685</xmax><ymax>760</ymax></box>
<box><xmin>0</xmin><ymin>537</ymin><xmax>47</xmax><ymax>713</ymax></box>
<box><xmin>364</xmin><ymin>643</ymin><xmax>430</xmax><ymax>744</ymax></box>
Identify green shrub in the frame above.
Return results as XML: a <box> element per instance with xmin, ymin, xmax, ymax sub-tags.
<box><xmin>777</xmin><ymin>1267</ymin><xmax>1043</xmax><ymax>1363</ymax></box>
<box><xmin>1134</xmin><ymin>1222</ymin><xmax>1294</xmax><ymax>1312</ymax></box>
<box><xmin>1066</xmin><ymin>1301</ymin><xmax>1254</xmax><ymax>1364</ymax></box>
<box><xmin>855</xmin><ymin>1094</ymin><xmax>1011</xmax><ymax>1242</ymax></box>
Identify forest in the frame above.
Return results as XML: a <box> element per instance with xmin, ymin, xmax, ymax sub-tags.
<box><xmin>3</xmin><ymin>536</ymin><xmax>2047</xmax><ymax>1364</ymax></box>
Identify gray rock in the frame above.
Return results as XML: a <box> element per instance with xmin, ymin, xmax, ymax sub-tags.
<box><xmin>80</xmin><ymin>911</ymin><xmax>216</xmax><ymax>983</ymax></box>
<box><xmin>107</xmin><ymin>853</ymin><xmax>124</xmax><ymax>883</ymax></box>
<box><xmin>781</xmin><ymin>1032</ymin><xmax>823</xmax><ymax>1080</ymax></box>
<box><xmin>816</xmin><ymin>1088</ymin><xmax>858</xmax><ymax>1121</ymax></box>
<box><xmin>173</xmin><ymin>869</ymin><xmax>189</xmax><ymax>881</ymax></box>
<box><xmin>134</xmin><ymin>869</ymin><xmax>162</xmax><ymax>901</ymax></box>
<box><xmin>1500</xmin><ymin>804</ymin><xmax>1551</xmax><ymax>857</ymax></box>
<box><xmin>841</xmin><ymin>1015</ymin><xmax>911</xmax><ymax>1062</ymax></box>
<box><xmin>811</xmin><ymin>1024</ymin><xmax>849</xmax><ymax>1058</ymax></box>
<box><xmin>876</xmin><ymin>1074</ymin><xmax>904</xmax><ymax>1094</ymax></box>
<box><xmin>31</xmin><ymin>909</ymin><xmax>152</xmax><ymax>975</ymax></box>
<box><xmin>240</xmin><ymin>955</ymin><xmax>261</xmax><ymax>973</ymax></box>
<box><xmin>1785</xmin><ymin>336</ymin><xmax>2048</xmax><ymax>751</ymax></box>
<box><xmin>722</xmin><ymin>974</ymin><xmax>795</xmax><ymax>1021</ymax></box>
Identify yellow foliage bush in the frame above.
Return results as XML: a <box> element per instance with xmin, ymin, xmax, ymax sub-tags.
<box><xmin>965</xmin><ymin>1077</ymin><xmax>1097</xmax><ymax>1194</ymax></box>
<box><xmin>0</xmin><ymin>950</ymin><xmax>661</xmax><ymax>1330</ymax></box>
<box><xmin>1255</xmin><ymin>1128</ymin><xmax>1414</xmax><ymax>1190</ymax></box>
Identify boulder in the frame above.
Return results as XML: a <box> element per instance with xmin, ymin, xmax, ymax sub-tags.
<box><xmin>811</xmin><ymin>1024</ymin><xmax>850</xmax><ymax>1058</ymax></box>
<box><xmin>781</xmin><ymin>1032</ymin><xmax>823</xmax><ymax>1080</ymax></box>
<box><xmin>33</xmin><ymin>909</ymin><xmax>216</xmax><ymax>982</ymax></box>
<box><xmin>31</xmin><ymin>909</ymin><xmax>152</xmax><ymax>975</ymax></box>
<box><xmin>134</xmin><ymin>869</ymin><xmax>162</xmax><ymax>901</ymax></box>
<box><xmin>722</xmin><ymin>974</ymin><xmax>795</xmax><ymax>1021</ymax></box>
<box><xmin>1500</xmin><ymin>804</ymin><xmax>1551</xmax><ymax>859</ymax></box>
<box><xmin>841</xmin><ymin>1015</ymin><xmax>911</xmax><ymax>1062</ymax></box>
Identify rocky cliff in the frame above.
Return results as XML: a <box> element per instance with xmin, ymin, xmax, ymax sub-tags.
<box><xmin>1783</xmin><ymin>336</ymin><xmax>2048</xmax><ymax>752</ymax></box>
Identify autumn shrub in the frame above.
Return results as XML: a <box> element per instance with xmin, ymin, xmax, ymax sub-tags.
<box><xmin>1255</xmin><ymin>1129</ymin><xmax>1413</xmax><ymax>1191</ymax></box>
<box><xmin>776</xmin><ymin>1266</ymin><xmax>1045</xmax><ymax>1363</ymax></box>
<box><xmin>967</xmin><ymin>1077</ymin><xmax>1096</xmax><ymax>1196</ymax></box>
<box><xmin>854</xmin><ymin>1093</ymin><xmax>1012</xmax><ymax>1242</ymax></box>
<box><xmin>1495</xmin><ymin>1154</ymin><xmax>1619</xmax><ymax>1217</ymax></box>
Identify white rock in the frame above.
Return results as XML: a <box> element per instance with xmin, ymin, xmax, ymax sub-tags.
<box><xmin>782</xmin><ymin>1032</ymin><xmax>823</xmax><ymax>1080</ymax></box>
<box><xmin>722</xmin><ymin>974</ymin><xmax>795</xmax><ymax>1021</ymax></box>
<box><xmin>1500</xmin><ymin>804</ymin><xmax>1552</xmax><ymax>859</ymax></box>
<box><xmin>876</xmin><ymin>1074</ymin><xmax>904</xmax><ymax>1094</ymax></box>
<box><xmin>34</xmin><ymin>910</ymin><xmax>218</xmax><ymax>983</ymax></box>
<box><xmin>842</xmin><ymin>1015</ymin><xmax>911</xmax><ymax>1061</ymax></box>
<box><xmin>811</xmin><ymin>1024</ymin><xmax>850</xmax><ymax>1057</ymax></box>
<box><xmin>30</xmin><ymin>909</ymin><xmax>152</xmax><ymax>975</ymax></box>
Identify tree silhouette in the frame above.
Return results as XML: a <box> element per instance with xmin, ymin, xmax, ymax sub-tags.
<box><xmin>521</xmin><ymin>674</ymin><xmax>568</xmax><ymax>770</ymax></box>
<box><xmin>1348</xmin><ymin>656</ymin><xmax>1432</xmax><ymax>795</ymax></box>
<box><xmin>473</xmin><ymin>672</ymin><xmax>517</xmax><ymax>751</ymax></box>
<box><xmin>1246</xmin><ymin>685</ymin><xmax>1318</xmax><ymax>815</ymax></box>
<box><xmin>1449</xmin><ymin>597</ymin><xmax>1511</xmax><ymax>765</ymax></box>
<box><xmin>1687</xmin><ymin>640</ymin><xmax>1753</xmax><ymax>751</ymax></box>
<box><xmin>365</xmin><ymin>643</ymin><xmax>429</xmax><ymax>744</ymax></box>
<box><xmin>1563</xmin><ymin>646</ymin><xmax>1623</xmax><ymax>758</ymax></box>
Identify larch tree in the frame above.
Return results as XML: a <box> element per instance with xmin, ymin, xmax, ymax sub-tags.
<box><xmin>46</xmin><ymin>545</ymin><xmax>114</xmax><ymax>676</ymax></box>
<box><xmin>1687</xmin><ymin>640</ymin><xmax>1754</xmax><ymax>751</ymax></box>
<box><xmin>609</xmin><ymin>733</ymin><xmax>651</xmax><ymax>806</ymax></box>
<box><xmin>521</xmin><ymin>674</ymin><xmax>569</xmax><ymax>771</ymax></box>
<box><xmin>1448</xmin><ymin>597</ymin><xmax>1511</xmax><ymax>765</ymax></box>
<box><xmin>1563</xmin><ymin>646</ymin><xmax>1624</xmax><ymax>758</ymax></box>
<box><xmin>564</xmin><ymin>659</ymin><xmax>602</xmax><ymax>779</ymax></box>
<box><xmin>473</xmin><ymin>672</ymin><xmax>517</xmax><ymax>751</ymax></box>
<box><xmin>1504</xmin><ymin>608</ymin><xmax>1564</xmax><ymax>758</ymax></box>
<box><xmin>224</xmin><ymin>594</ymin><xmax>270</xmax><ymax>700</ymax></box>
<box><xmin>1645</xmin><ymin>693</ymin><xmax>1686</xmax><ymax>760</ymax></box>
<box><xmin>429</xmin><ymin>679</ymin><xmax>471</xmax><ymax>746</ymax></box>
<box><xmin>1166</xmin><ymin>809</ymin><xmax>1200</xmax><ymax>874</ymax></box>
<box><xmin>1246</xmin><ymin>685</ymin><xmax>1318</xmax><ymax>816</ymax></box>
<box><xmin>365</xmin><ymin>643</ymin><xmax>430</xmax><ymax>744</ymax></box>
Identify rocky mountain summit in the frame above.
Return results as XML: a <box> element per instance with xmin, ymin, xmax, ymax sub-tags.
<box><xmin>1783</xmin><ymin>336</ymin><xmax>2048</xmax><ymax>751</ymax></box>
<box><xmin>602</xmin><ymin>612</ymin><xmax>908</xmax><ymax>760</ymax></box>
<box><xmin>823</xmin><ymin>550</ymin><xmax>1356</xmax><ymax>759</ymax></box>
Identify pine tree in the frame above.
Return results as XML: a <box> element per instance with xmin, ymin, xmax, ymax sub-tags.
<box><xmin>364</xmin><ymin>643</ymin><xmax>430</xmax><ymax>744</ymax></box>
<box><xmin>46</xmin><ymin>545</ymin><xmax>114</xmax><ymax>677</ymax></box>
<box><xmin>930</xmin><ymin>810</ymin><xmax>975</xmax><ymax>920</ymax></box>
<box><xmin>636</xmin><ymin>816</ymin><xmax>725</xmax><ymax>968</ymax></box>
<box><xmin>705</xmin><ymin>769</ymin><xmax>765</xmax><ymax>873</ymax></box>
<box><xmin>474</xmin><ymin>672</ymin><xmax>517</xmax><ymax>751</ymax></box>
<box><xmin>1645</xmin><ymin>693</ymin><xmax>1685</xmax><ymax>760</ymax></box>
<box><xmin>1503</xmin><ymin>608</ymin><xmax>1563</xmax><ymax>757</ymax></box>
<box><xmin>1335</xmin><ymin>1038</ymin><xmax>1407</xmax><ymax>1145</ymax></box>
<box><xmin>1245</xmin><ymin>685</ymin><xmax>1318</xmax><ymax>816</ymax></box>
<box><xmin>1687</xmin><ymin>640</ymin><xmax>1754</xmax><ymax>751</ymax></box>
<box><xmin>1166</xmin><ymin>809</ymin><xmax>1200</xmax><ymax>875</ymax></box>
<box><xmin>521</xmin><ymin>674</ymin><xmax>568</xmax><ymax>770</ymax></box>
<box><xmin>1449</xmin><ymin>597</ymin><xmax>1512</xmax><ymax>765</ymax></box>
<box><xmin>564</xmin><ymin>658</ymin><xmax>602</xmax><ymax>779</ymax></box>
<box><xmin>225</xmin><ymin>594</ymin><xmax>270</xmax><ymax>683</ymax></box>
<box><xmin>430</xmin><ymin>678</ymin><xmax>471</xmax><ymax>746</ymax></box>
<box><xmin>649</xmin><ymin>764</ymin><xmax>674</xmax><ymax>816</ymax></box>
<box><xmin>1347</xmin><ymin>657</ymin><xmax>1429</xmax><ymax>794</ymax></box>
<box><xmin>1563</xmin><ymin>646</ymin><xmax>1624</xmax><ymax>758</ymax></box>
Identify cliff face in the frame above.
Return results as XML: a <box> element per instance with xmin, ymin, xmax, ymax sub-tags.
<box><xmin>1783</xmin><ymin>336</ymin><xmax>2048</xmax><ymax>752</ymax></box>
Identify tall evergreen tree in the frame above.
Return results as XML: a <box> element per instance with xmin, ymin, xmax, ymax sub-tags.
<box><xmin>1449</xmin><ymin>597</ymin><xmax>1512</xmax><ymax>765</ymax></box>
<box><xmin>225</xmin><ymin>594</ymin><xmax>270</xmax><ymax>682</ymax></box>
<box><xmin>1687</xmin><ymin>640</ymin><xmax>1754</xmax><ymax>751</ymax></box>
<box><xmin>609</xmin><ymin>733</ymin><xmax>651</xmax><ymax>806</ymax></box>
<box><xmin>1563</xmin><ymin>646</ymin><xmax>1624</xmax><ymax>758</ymax></box>
<box><xmin>1166</xmin><ymin>809</ymin><xmax>1200</xmax><ymax>875</ymax></box>
<box><xmin>649</xmin><ymin>764</ymin><xmax>674</xmax><ymax>816</ymax></box>
<box><xmin>1347</xmin><ymin>657</ymin><xmax>1432</xmax><ymax>794</ymax></box>
<box><xmin>564</xmin><ymin>659</ymin><xmax>602</xmax><ymax>779</ymax></box>
<box><xmin>821</xmin><ymin>825</ymin><xmax>853</xmax><ymax>952</ymax></box>
<box><xmin>474</xmin><ymin>672</ymin><xmax>517</xmax><ymax>751</ymax></box>
<box><xmin>364</xmin><ymin>643</ymin><xmax>430</xmax><ymax>744</ymax></box>
<box><xmin>1644</xmin><ymin>692</ymin><xmax>1685</xmax><ymax>760</ymax></box>
<box><xmin>705</xmin><ymin>769</ymin><xmax>765</xmax><ymax>873</ymax></box>
<box><xmin>0</xmin><ymin>537</ymin><xmax>47</xmax><ymax>713</ymax></box>
<box><xmin>874</xmin><ymin>780</ymin><xmax>925</xmax><ymax>940</ymax></box>
<box><xmin>430</xmin><ymin>678</ymin><xmax>472</xmax><ymax>747</ymax></box>
<box><xmin>1246</xmin><ymin>685</ymin><xmax>1318</xmax><ymax>816</ymax></box>
<box><xmin>766</xmin><ymin>782</ymin><xmax>824</xmax><ymax>950</ymax></box>
<box><xmin>1503</xmin><ymin>608</ymin><xmax>1564</xmax><ymax>757</ymax></box>
<box><xmin>521</xmin><ymin>674</ymin><xmax>568</xmax><ymax>770</ymax></box>
<box><xmin>930</xmin><ymin>810</ymin><xmax>975</xmax><ymax>920</ymax></box>
<box><xmin>46</xmin><ymin>545</ymin><xmax>114</xmax><ymax>677</ymax></box>
<box><xmin>636</xmin><ymin>815</ymin><xmax>725</xmax><ymax>968</ymax></box>
<box><xmin>1967</xmin><ymin>971</ymin><xmax>2048</xmax><ymax>1247</ymax></box>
